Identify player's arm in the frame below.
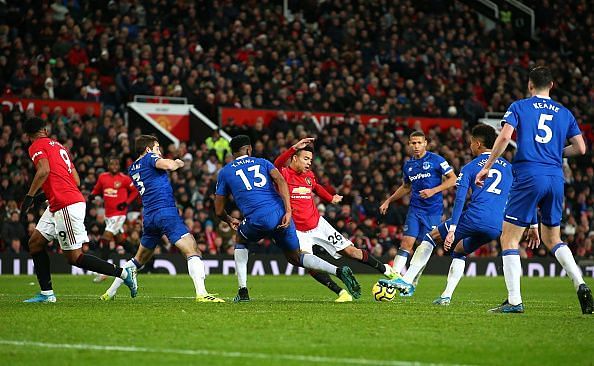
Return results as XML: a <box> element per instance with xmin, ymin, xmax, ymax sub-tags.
<box><xmin>274</xmin><ymin>138</ymin><xmax>315</xmax><ymax>169</ymax></box>
<box><xmin>379</xmin><ymin>182</ymin><xmax>412</xmax><ymax>214</ymax></box>
<box><xmin>270</xmin><ymin>168</ymin><xmax>292</xmax><ymax>229</ymax></box>
<box><xmin>444</xmin><ymin>171</ymin><xmax>471</xmax><ymax>250</ymax></box>
<box><xmin>420</xmin><ymin>170</ymin><xmax>456</xmax><ymax>199</ymax></box>
<box><xmin>563</xmin><ymin>134</ymin><xmax>587</xmax><ymax>157</ymax></box>
<box><xmin>476</xmin><ymin>123</ymin><xmax>515</xmax><ymax>186</ymax></box>
<box><xmin>126</xmin><ymin>181</ymin><xmax>139</xmax><ymax>204</ymax></box>
<box><xmin>155</xmin><ymin>158</ymin><xmax>185</xmax><ymax>171</ymax></box>
<box><xmin>21</xmin><ymin>158</ymin><xmax>50</xmax><ymax>214</ymax></box>
<box><xmin>90</xmin><ymin>176</ymin><xmax>103</xmax><ymax>200</ymax></box>
<box><xmin>313</xmin><ymin>182</ymin><xmax>341</xmax><ymax>204</ymax></box>
<box><xmin>214</xmin><ymin>194</ymin><xmax>240</xmax><ymax>230</ymax></box>
<box><xmin>71</xmin><ymin>164</ymin><xmax>81</xmax><ymax>186</ymax></box>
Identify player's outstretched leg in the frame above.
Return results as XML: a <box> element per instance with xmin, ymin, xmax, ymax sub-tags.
<box><xmin>64</xmin><ymin>248</ymin><xmax>138</xmax><ymax>297</ymax></box>
<box><xmin>433</xmin><ymin>252</ymin><xmax>466</xmax><ymax>306</ymax></box>
<box><xmin>101</xmin><ymin>258</ymin><xmax>143</xmax><ymax>300</ymax></box>
<box><xmin>381</xmin><ymin>234</ymin><xmax>435</xmax><ymax>296</ymax></box>
<box><xmin>233</xmin><ymin>243</ymin><xmax>250</xmax><ymax>302</ymax></box>
<box><xmin>289</xmin><ymin>251</ymin><xmax>361</xmax><ymax>299</ymax></box>
<box><xmin>340</xmin><ymin>246</ymin><xmax>397</xmax><ymax>280</ymax></box>
<box><xmin>309</xmin><ymin>270</ymin><xmax>351</xmax><ymax>302</ymax></box>
<box><xmin>94</xmin><ymin>233</ymin><xmax>114</xmax><ymax>283</ymax></box>
<box><xmin>24</xmin><ymin>231</ymin><xmax>56</xmax><ymax>303</ymax></box>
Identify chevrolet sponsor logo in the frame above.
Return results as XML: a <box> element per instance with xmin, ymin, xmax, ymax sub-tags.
<box><xmin>291</xmin><ymin>186</ymin><xmax>311</xmax><ymax>195</ymax></box>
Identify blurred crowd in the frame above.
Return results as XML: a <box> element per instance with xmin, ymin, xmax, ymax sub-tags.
<box><xmin>0</xmin><ymin>0</ymin><xmax>592</xmax><ymax>259</ymax></box>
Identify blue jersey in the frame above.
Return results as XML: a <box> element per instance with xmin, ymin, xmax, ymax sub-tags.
<box><xmin>403</xmin><ymin>151</ymin><xmax>452</xmax><ymax>214</ymax></box>
<box><xmin>451</xmin><ymin>152</ymin><xmax>512</xmax><ymax>230</ymax></box>
<box><xmin>215</xmin><ymin>155</ymin><xmax>284</xmax><ymax>218</ymax></box>
<box><xmin>502</xmin><ymin>96</ymin><xmax>581</xmax><ymax>178</ymax></box>
<box><xmin>128</xmin><ymin>153</ymin><xmax>177</xmax><ymax>215</ymax></box>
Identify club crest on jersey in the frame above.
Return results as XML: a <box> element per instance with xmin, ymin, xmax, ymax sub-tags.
<box><xmin>423</xmin><ymin>162</ymin><xmax>431</xmax><ymax>170</ymax></box>
<box><xmin>114</xmin><ymin>181</ymin><xmax>122</xmax><ymax>189</ymax></box>
<box><xmin>408</xmin><ymin>167</ymin><xmax>413</xmax><ymax>172</ymax></box>
<box><xmin>305</xmin><ymin>177</ymin><xmax>312</xmax><ymax>186</ymax></box>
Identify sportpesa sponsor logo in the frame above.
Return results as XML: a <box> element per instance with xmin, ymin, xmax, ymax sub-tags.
<box><xmin>409</xmin><ymin>172</ymin><xmax>431</xmax><ymax>181</ymax></box>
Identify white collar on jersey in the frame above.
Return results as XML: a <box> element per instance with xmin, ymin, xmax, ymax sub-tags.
<box><xmin>235</xmin><ymin>155</ymin><xmax>249</xmax><ymax>160</ymax></box>
<box><xmin>535</xmin><ymin>95</ymin><xmax>551</xmax><ymax>99</ymax></box>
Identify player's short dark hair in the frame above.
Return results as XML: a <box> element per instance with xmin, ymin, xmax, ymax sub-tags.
<box><xmin>23</xmin><ymin>117</ymin><xmax>46</xmax><ymax>136</ymax></box>
<box><xmin>409</xmin><ymin>131</ymin><xmax>425</xmax><ymax>139</ymax></box>
<box><xmin>529</xmin><ymin>66</ymin><xmax>553</xmax><ymax>90</ymax></box>
<box><xmin>471</xmin><ymin>124</ymin><xmax>497</xmax><ymax>149</ymax></box>
<box><xmin>230</xmin><ymin>135</ymin><xmax>251</xmax><ymax>153</ymax></box>
<box><xmin>296</xmin><ymin>145</ymin><xmax>314</xmax><ymax>156</ymax></box>
<box><xmin>108</xmin><ymin>156</ymin><xmax>120</xmax><ymax>163</ymax></box>
<box><xmin>134</xmin><ymin>134</ymin><xmax>159</xmax><ymax>155</ymax></box>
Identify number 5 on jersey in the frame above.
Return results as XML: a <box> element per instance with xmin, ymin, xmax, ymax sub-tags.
<box><xmin>535</xmin><ymin>113</ymin><xmax>553</xmax><ymax>144</ymax></box>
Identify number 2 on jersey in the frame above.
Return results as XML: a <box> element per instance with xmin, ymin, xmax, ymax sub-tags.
<box><xmin>535</xmin><ymin>113</ymin><xmax>553</xmax><ymax>144</ymax></box>
<box><xmin>486</xmin><ymin>169</ymin><xmax>502</xmax><ymax>194</ymax></box>
<box><xmin>236</xmin><ymin>165</ymin><xmax>267</xmax><ymax>190</ymax></box>
<box><xmin>132</xmin><ymin>173</ymin><xmax>146</xmax><ymax>195</ymax></box>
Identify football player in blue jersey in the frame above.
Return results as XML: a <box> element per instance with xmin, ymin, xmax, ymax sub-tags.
<box><xmin>379</xmin><ymin>131</ymin><xmax>456</xmax><ymax>292</ymax></box>
<box><xmin>380</xmin><ymin>125</ymin><xmax>514</xmax><ymax>300</ymax></box>
<box><xmin>100</xmin><ymin>135</ymin><xmax>224</xmax><ymax>302</ymax></box>
<box><xmin>475</xmin><ymin>66</ymin><xmax>592</xmax><ymax>314</ymax></box>
<box><xmin>214</xmin><ymin>135</ymin><xmax>361</xmax><ymax>302</ymax></box>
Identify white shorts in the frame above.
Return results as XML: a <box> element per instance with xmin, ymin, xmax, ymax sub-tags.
<box><xmin>105</xmin><ymin>215</ymin><xmax>126</xmax><ymax>235</ymax></box>
<box><xmin>36</xmin><ymin>202</ymin><xmax>89</xmax><ymax>251</ymax></box>
<box><xmin>296</xmin><ymin>217</ymin><xmax>352</xmax><ymax>259</ymax></box>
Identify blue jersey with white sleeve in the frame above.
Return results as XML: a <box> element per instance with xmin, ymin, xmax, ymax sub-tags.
<box><xmin>502</xmin><ymin>96</ymin><xmax>581</xmax><ymax>178</ymax></box>
<box><xmin>403</xmin><ymin>151</ymin><xmax>452</xmax><ymax>215</ymax></box>
<box><xmin>128</xmin><ymin>153</ymin><xmax>177</xmax><ymax>215</ymax></box>
<box><xmin>215</xmin><ymin>155</ymin><xmax>284</xmax><ymax>218</ymax></box>
<box><xmin>451</xmin><ymin>152</ymin><xmax>513</xmax><ymax>230</ymax></box>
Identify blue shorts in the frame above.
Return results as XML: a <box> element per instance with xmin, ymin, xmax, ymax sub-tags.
<box><xmin>437</xmin><ymin>218</ymin><xmax>501</xmax><ymax>255</ymax></box>
<box><xmin>237</xmin><ymin>208</ymin><xmax>299</xmax><ymax>252</ymax></box>
<box><xmin>141</xmin><ymin>207</ymin><xmax>189</xmax><ymax>249</ymax></box>
<box><xmin>404</xmin><ymin>211</ymin><xmax>441</xmax><ymax>242</ymax></box>
<box><xmin>504</xmin><ymin>174</ymin><xmax>563</xmax><ymax>227</ymax></box>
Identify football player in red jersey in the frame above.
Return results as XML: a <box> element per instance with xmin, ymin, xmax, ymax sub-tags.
<box><xmin>232</xmin><ymin>138</ymin><xmax>396</xmax><ymax>303</ymax></box>
<box><xmin>20</xmin><ymin>118</ymin><xmax>137</xmax><ymax>303</ymax></box>
<box><xmin>90</xmin><ymin>157</ymin><xmax>139</xmax><ymax>282</ymax></box>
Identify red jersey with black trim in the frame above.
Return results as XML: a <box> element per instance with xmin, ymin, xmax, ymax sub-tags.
<box><xmin>91</xmin><ymin>172</ymin><xmax>138</xmax><ymax>217</ymax></box>
<box><xmin>274</xmin><ymin>147</ymin><xmax>334</xmax><ymax>231</ymax></box>
<box><xmin>28</xmin><ymin>137</ymin><xmax>84</xmax><ymax>212</ymax></box>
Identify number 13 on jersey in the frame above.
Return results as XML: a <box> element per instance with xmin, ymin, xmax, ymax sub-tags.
<box><xmin>236</xmin><ymin>165</ymin><xmax>267</xmax><ymax>190</ymax></box>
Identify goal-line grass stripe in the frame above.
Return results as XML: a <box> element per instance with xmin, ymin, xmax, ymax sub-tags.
<box><xmin>0</xmin><ymin>339</ymin><xmax>471</xmax><ymax>366</ymax></box>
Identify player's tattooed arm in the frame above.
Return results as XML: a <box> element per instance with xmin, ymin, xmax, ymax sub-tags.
<box><xmin>379</xmin><ymin>182</ymin><xmax>411</xmax><ymax>214</ymax></box>
<box><xmin>270</xmin><ymin>168</ymin><xmax>292</xmax><ymax>228</ymax></box>
<box><xmin>214</xmin><ymin>194</ymin><xmax>240</xmax><ymax>230</ymax></box>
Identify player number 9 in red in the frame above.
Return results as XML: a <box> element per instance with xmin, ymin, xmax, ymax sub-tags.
<box><xmin>59</xmin><ymin>149</ymin><xmax>72</xmax><ymax>174</ymax></box>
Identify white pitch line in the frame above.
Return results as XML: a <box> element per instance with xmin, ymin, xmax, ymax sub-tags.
<box><xmin>0</xmin><ymin>339</ymin><xmax>470</xmax><ymax>366</ymax></box>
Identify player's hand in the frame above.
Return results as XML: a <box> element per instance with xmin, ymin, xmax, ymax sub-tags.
<box><xmin>20</xmin><ymin>194</ymin><xmax>34</xmax><ymax>218</ymax></box>
<box><xmin>525</xmin><ymin>226</ymin><xmax>540</xmax><ymax>249</ymax></box>
<box><xmin>292</xmin><ymin>137</ymin><xmax>315</xmax><ymax>150</ymax></box>
<box><xmin>331</xmin><ymin>194</ymin><xmax>343</xmax><ymax>204</ymax></box>
<box><xmin>379</xmin><ymin>201</ymin><xmax>390</xmax><ymax>215</ymax></box>
<box><xmin>174</xmin><ymin>159</ymin><xmax>185</xmax><ymax>169</ymax></box>
<box><xmin>419</xmin><ymin>188</ymin><xmax>435</xmax><ymax>199</ymax></box>
<box><xmin>228</xmin><ymin>217</ymin><xmax>241</xmax><ymax>231</ymax></box>
<box><xmin>475</xmin><ymin>168</ymin><xmax>489</xmax><ymax>187</ymax></box>
<box><xmin>278</xmin><ymin>211</ymin><xmax>292</xmax><ymax>229</ymax></box>
<box><xmin>116</xmin><ymin>202</ymin><xmax>128</xmax><ymax>211</ymax></box>
<box><xmin>444</xmin><ymin>231</ymin><xmax>456</xmax><ymax>251</ymax></box>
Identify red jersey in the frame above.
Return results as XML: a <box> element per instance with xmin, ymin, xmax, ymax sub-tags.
<box><xmin>92</xmin><ymin>172</ymin><xmax>138</xmax><ymax>217</ymax></box>
<box><xmin>28</xmin><ymin>137</ymin><xmax>84</xmax><ymax>212</ymax></box>
<box><xmin>274</xmin><ymin>147</ymin><xmax>334</xmax><ymax>231</ymax></box>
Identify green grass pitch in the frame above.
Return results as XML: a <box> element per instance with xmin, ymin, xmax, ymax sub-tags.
<box><xmin>0</xmin><ymin>274</ymin><xmax>592</xmax><ymax>366</ymax></box>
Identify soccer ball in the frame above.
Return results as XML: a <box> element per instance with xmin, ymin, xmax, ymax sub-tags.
<box><xmin>372</xmin><ymin>281</ymin><xmax>396</xmax><ymax>302</ymax></box>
